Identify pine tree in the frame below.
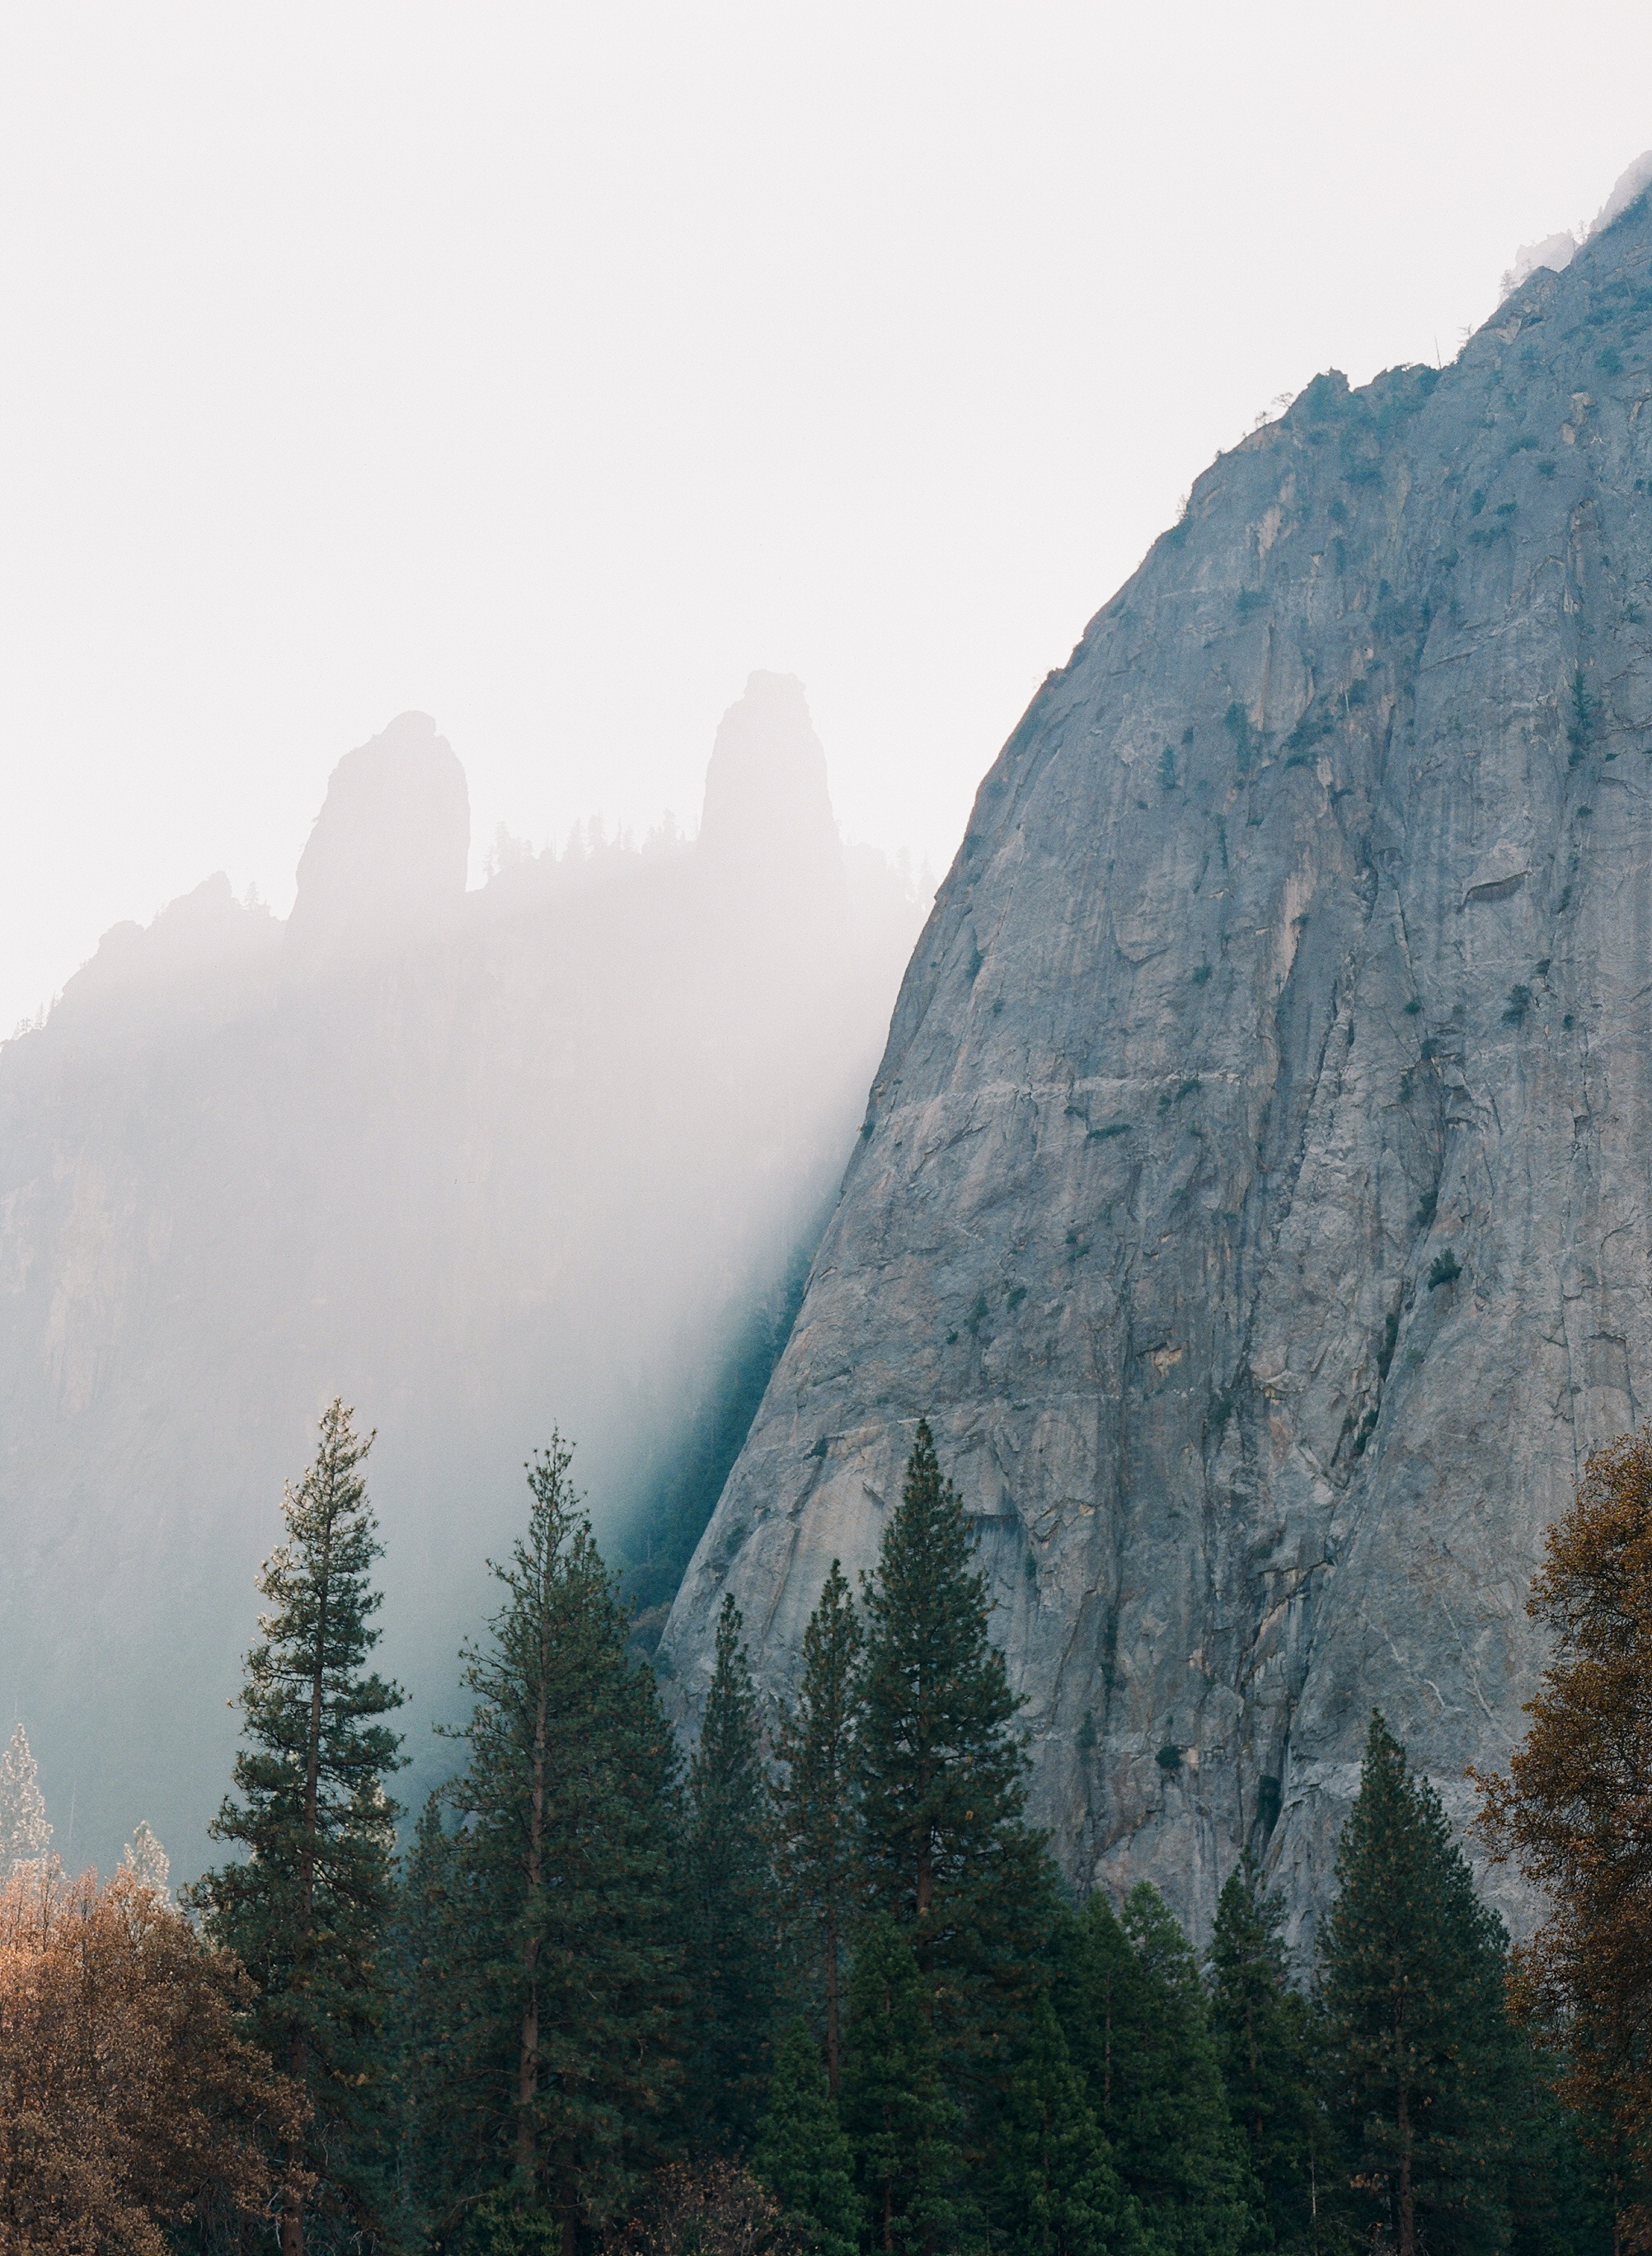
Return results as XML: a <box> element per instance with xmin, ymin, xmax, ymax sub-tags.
<box><xmin>385</xmin><ymin>1792</ymin><xmax>467</xmax><ymax>2242</ymax></box>
<box><xmin>1059</xmin><ymin>1884</ymin><xmax>1253</xmax><ymax>2256</ymax></box>
<box><xmin>119</xmin><ymin>1819</ymin><xmax>171</xmax><ymax>1901</ymax></box>
<box><xmin>840</xmin><ymin>1912</ymin><xmax>969</xmax><ymax>2255</ymax></box>
<box><xmin>753</xmin><ymin>2016</ymin><xmax>862</xmax><ymax>2256</ymax></box>
<box><xmin>1207</xmin><ymin>1859</ymin><xmax>1318</xmax><ymax>2250</ymax></box>
<box><xmin>774</xmin><ymin>1559</ymin><xmax>863</xmax><ymax>2095</ymax></box>
<box><xmin>193</xmin><ymin>1398</ymin><xmax>405</xmax><ymax>2256</ymax></box>
<box><xmin>1318</xmin><ymin>1711</ymin><xmax>1515</xmax><ymax>2256</ymax></box>
<box><xmin>994</xmin><ymin>1990</ymin><xmax>1132</xmax><ymax>2256</ymax></box>
<box><xmin>0</xmin><ymin>1722</ymin><xmax>52</xmax><ymax>1875</ymax></box>
<box><xmin>447</xmin><ymin>1434</ymin><xmax>682</xmax><ymax>2250</ymax></box>
<box><xmin>685</xmin><ymin>1591</ymin><xmax>781</xmax><ymax>2151</ymax></box>
<box><xmin>857</xmin><ymin>1418</ymin><xmax>1055</xmax><ymax>2094</ymax></box>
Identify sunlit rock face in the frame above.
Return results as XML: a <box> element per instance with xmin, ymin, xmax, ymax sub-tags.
<box><xmin>662</xmin><ymin>190</ymin><xmax>1652</xmax><ymax>1951</ymax></box>
<box><xmin>0</xmin><ymin>679</ymin><xmax>923</xmax><ymax>1879</ymax></box>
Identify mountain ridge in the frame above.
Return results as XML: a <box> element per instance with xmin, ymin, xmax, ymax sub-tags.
<box><xmin>659</xmin><ymin>186</ymin><xmax>1652</xmax><ymax>1951</ymax></box>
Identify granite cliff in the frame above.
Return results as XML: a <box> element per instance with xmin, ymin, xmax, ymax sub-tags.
<box><xmin>661</xmin><ymin>187</ymin><xmax>1652</xmax><ymax>1948</ymax></box>
<box><xmin>0</xmin><ymin>679</ymin><xmax>922</xmax><ymax>1875</ymax></box>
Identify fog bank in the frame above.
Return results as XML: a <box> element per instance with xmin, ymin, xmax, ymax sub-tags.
<box><xmin>0</xmin><ymin>675</ymin><xmax>924</xmax><ymax>1877</ymax></box>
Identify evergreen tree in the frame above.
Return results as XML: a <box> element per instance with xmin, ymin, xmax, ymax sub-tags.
<box><xmin>840</xmin><ymin>1913</ymin><xmax>969</xmax><ymax>2255</ymax></box>
<box><xmin>385</xmin><ymin>1792</ymin><xmax>467</xmax><ymax>2242</ymax></box>
<box><xmin>995</xmin><ymin>1990</ymin><xmax>1134</xmax><ymax>2256</ymax></box>
<box><xmin>774</xmin><ymin>1559</ymin><xmax>863</xmax><ymax>2095</ymax></box>
<box><xmin>1059</xmin><ymin>1884</ymin><xmax>1253</xmax><ymax>2256</ymax></box>
<box><xmin>0</xmin><ymin>1722</ymin><xmax>52</xmax><ymax>1875</ymax></box>
<box><xmin>1317</xmin><ymin>1711</ymin><xmax>1515</xmax><ymax>2256</ymax></box>
<box><xmin>447</xmin><ymin>1435</ymin><xmax>682</xmax><ymax>2250</ymax></box>
<box><xmin>1207</xmin><ymin>1859</ymin><xmax>1318</xmax><ymax>2250</ymax></box>
<box><xmin>685</xmin><ymin>1591</ymin><xmax>781</xmax><ymax>2151</ymax></box>
<box><xmin>1504</xmin><ymin>2036</ymin><xmax>1618</xmax><ymax>2256</ymax></box>
<box><xmin>193</xmin><ymin>1398</ymin><xmax>405</xmax><ymax>2256</ymax></box>
<box><xmin>753</xmin><ymin>2016</ymin><xmax>862</xmax><ymax>2256</ymax></box>
<box><xmin>857</xmin><ymin>1418</ymin><xmax>1055</xmax><ymax>2094</ymax></box>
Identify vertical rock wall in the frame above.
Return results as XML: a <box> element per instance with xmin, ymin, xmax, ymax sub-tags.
<box><xmin>661</xmin><ymin>194</ymin><xmax>1652</xmax><ymax>1947</ymax></box>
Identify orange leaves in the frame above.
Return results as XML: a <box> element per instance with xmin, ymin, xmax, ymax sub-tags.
<box><xmin>0</xmin><ymin>1862</ymin><xmax>303</xmax><ymax>2254</ymax></box>
<box><xmin>1474</xmin><ymin>1424</ymin><xmax>1652</xmax><ymax>2242</ymax></box>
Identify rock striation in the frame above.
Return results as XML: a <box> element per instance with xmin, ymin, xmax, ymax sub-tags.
<box><xmin>661</xmin><ymin>189</ymin><xmax>1652</xmax><ymax>1949</ymax></box>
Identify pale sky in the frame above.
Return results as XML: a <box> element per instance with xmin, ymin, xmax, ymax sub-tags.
<box><xmin>3</xmin><ymin>1</ymin><xmax>1650</xmax><ymax>1037</ymax></box>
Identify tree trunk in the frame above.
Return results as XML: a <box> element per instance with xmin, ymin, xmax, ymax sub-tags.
<box><xmin>1396</xmin><ymin>2083</ymin><xmax>1415</xmax><ymax>2256</ymax></box>
<box><xmin>825</xmin><ymin>1906</ymin><xmax>840</xmax><ymax>2098</ymax></box>
<box><xmin>518</xmin><ymin>1638</ymin><xmax>549</xmax><ymax>2177</ymax></box>
<box><xmin>284</xmin><ymin>1499</ymin><xmax>333</xmax><ymax>2256</ymax></box>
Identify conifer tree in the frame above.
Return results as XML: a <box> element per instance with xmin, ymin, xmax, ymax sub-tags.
<box><xmin>1059</xmin><ymin>1884</ymin><xmax>1253</xmax><ymax>2256</ymax></box>
<box><xmin>1207</xmin><ymin>1859</ymin><xmax>1318</xmax><ymax>2249</ymax></box>
<box><xmin>995</xmin><ymin>1990</ymin><xmax>1132</xmax><ymax>2256</ymax></box>
<box><xmin>385</xmin><ymin>1792</ymin><xmax>467</xmax><ymax>2242</ymax></box>
<box><xmin>753</xmin><ymin>2016</ymin><xmax>862</xmax><ymax>2256</ymax></box>
<box><xmin>685</xmin><ymin>1591</ymin><xmax>782</xmax><ymax>2151</ymax></box>
<box><xmin>840</xmin><ymin>1912</ymin><xmax>968</xmax><ymax>2255</ymax></box>
<box><xmin>774</xmin><ymin>1559</ymin><xmax>863</xmax><ymax>2095</ymax></box>
<box><xmin>1318</xmin><ymin>1711</ymin><xmax>1514</xmax><ymax>2256</ymax></box>
<box><xmin>0</xmin><ymin>1722</ymin><xmax>52</xmax><ymax>1875</ymax></box>
<box><xmin>447</xmin><ymin>1435</ymin><xmax>682</xmax><ymax>2250</ymax></box>
<box><xmin>857</xmin><ymin>1418</ymin><xmax>1055</xmax><ymax>2091</ymax></box>
<box><xmin>194</xmin><ymin>1398</ymin><xmax>405</xmax><ymax>2256</ymax></box>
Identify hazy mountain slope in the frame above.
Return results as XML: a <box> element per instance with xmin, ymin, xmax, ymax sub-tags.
<box><xmin>661</xmin><ymin>193</ymin><xmax>1652</xmax><ymax>1948</ymax></box>
<box><xmin>0</xmin><ymin>675</ymin><xmax>923</xmax><ymax>1877</ymax></box>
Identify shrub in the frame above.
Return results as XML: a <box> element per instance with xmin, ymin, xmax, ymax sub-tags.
<box><xmin>1427</xmin><ymin>1251</ymin><xmax>1461</xmax><ymax>1291</ymax></box>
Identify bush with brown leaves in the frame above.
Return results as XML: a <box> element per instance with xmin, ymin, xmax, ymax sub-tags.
<box><xmin>0</xmin><ymin>1861</ymin><xmax>302</xmax><ymax>2254</ymax></box>
<box><xmin>604</xmin><ymin>2160</ymin><xmax>805</xmax><ymax>2256</ymax></box>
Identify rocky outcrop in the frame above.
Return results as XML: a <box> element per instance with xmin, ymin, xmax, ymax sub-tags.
<box><xmin>284</xmin><ymin>712</ymin><xmax>469</xmax><ymax>972</ymax></box>
<box><xmin>661</xmin><ymin>189</ymin><xmax>1652</xmax><ymax>1950</ymax></box>
<box><xmin>0</xmin><ymin>677</ymin><xmax>922</xmax><ymax>1877</ymax></box>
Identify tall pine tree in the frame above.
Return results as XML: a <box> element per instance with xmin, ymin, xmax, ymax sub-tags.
<box><xmin>685</xmin><ymin>1592</ymin><xmax>781</xmax><ymax>2151</ymax></box>
<box><xmin>840</xmin><ymin>1912</ymin><xmax>969</xmax><ymax>2255</ymax></box>
<box><xmin>858</xmin><ymin>1418</ymin><xmax>1055</xmax><ymax>2095</ymax></box>
<box><xmin>753</xmin><ymin>2016</ymin><xmax>862</xmax><ymax>2256</ymax></box>
<box><xmin>385</xmin><ymin>1793</ymin><xmax>466</xmax><ymax>2244</ymax></box>
<box><xmin>1059</xmin><ymin>1884</ymin><xmax>1253</xmax><ymax>2256</ymax></box>
<box><xmin>773</xmin><ymin>1559</ymin><xmax>863</xmax><ymax>2095</ymax></box>
<box><xmin>1207</xmin><ymin>1859</ymin><xmax>1319</xmax><ymax>2250</ymax></box>
<box><xmin>994</xmin><ymin>1990</ymin><xmax>1132</xmax><ymax>2256</ymax></box>
<box><xmin>1317</xmin><ymin>1711</ymin><xmax>1515</xmax><ymax>2256</ymax></box>
<box><xmin>447</xmin><ymin>1435</ymin><xmax>682</xmax><ymax>2252</ymax></box>
<box><xmin>194</xmin><ymin>1399</ymin><xmax>405</xmax><ymax>2256</ymax></box>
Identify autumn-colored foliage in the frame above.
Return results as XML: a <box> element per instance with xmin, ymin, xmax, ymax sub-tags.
<box><xmin>604</xmin><ymin>2160</ymin><xmax>803</xmax><ymax>2255</ymax></box>
<box><xmin>1476</xmin><ymin>1424</ymin><xmax>1652</xmax><ymax>2238</ymax></box>
<box><xmin>0</xmin><ymin>1860</ymin><xmax>301</xmax><ymax>2254</ymax></box>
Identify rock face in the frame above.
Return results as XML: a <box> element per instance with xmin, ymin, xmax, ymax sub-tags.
<box><xmin>0</xmin><ymin>677</ymin><xmax>922</xmax><ymax>1877</ymax></box>
<box><xmin>284</xmin><ymin>712</ymin><xmax>470</xmax><ymax>971</ymax></box>
<box><xmin>661</xmin><ymin>191</ymin><xmax>1652</xmax><ymax>1949</ymax></box>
